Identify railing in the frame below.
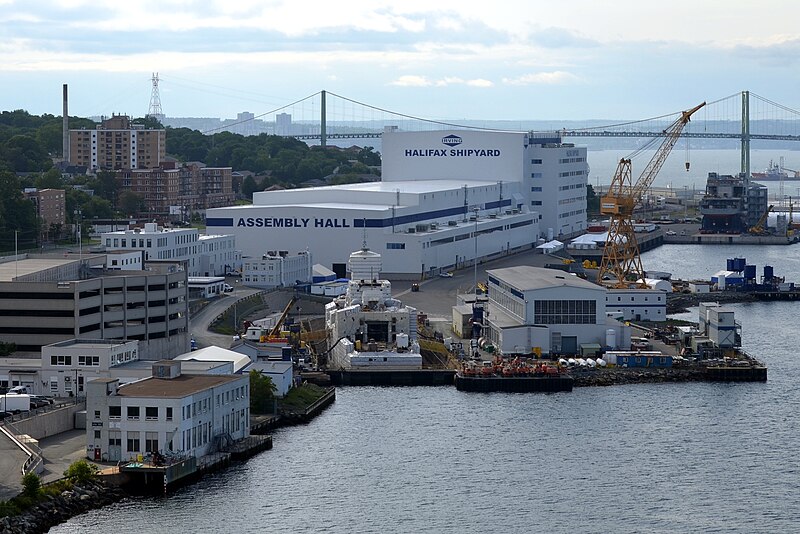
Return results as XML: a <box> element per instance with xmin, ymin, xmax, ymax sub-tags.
<box><xmin>0</xmin><ymin>419</ymin><xmax>43</xmax><ymax>475</ymax></box>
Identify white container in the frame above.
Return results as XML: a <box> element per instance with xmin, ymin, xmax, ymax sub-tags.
<box><xmin>606</xmin><ymin>328</ymin><xmax>617</xmax><ymax>349</ymax></box>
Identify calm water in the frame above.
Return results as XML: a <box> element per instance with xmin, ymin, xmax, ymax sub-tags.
<box><xmin>53</xmin><ymin>244</ymin><xmax>800</xmax><ymax>534</ymax></box>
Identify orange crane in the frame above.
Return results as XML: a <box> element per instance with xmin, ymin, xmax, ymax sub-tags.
<box><xmin>598</xmin><ymin>102</ymin><xmax>706</xmax><ymax>288</ymax></box>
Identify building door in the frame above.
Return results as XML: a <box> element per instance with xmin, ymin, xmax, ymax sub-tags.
<box><xmin>561</xmin><ymin>336</ymin><xmax>578</xmax><ymax>355</ymax></box>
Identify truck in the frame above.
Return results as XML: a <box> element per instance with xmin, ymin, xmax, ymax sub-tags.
<box><xmin>0</xmin><ymin>394</ymin><xmax>31</xmax><ymax>413</ymax></box>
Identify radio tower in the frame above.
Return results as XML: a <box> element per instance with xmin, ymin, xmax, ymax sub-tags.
<box><xmin>147</xmin><ymin>72</ymin><xmax>165</xmax><ymax>123</ymax></box>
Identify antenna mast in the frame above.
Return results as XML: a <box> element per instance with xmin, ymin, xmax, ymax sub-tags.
<box><xmin>147</xmin><ymin>73</ymin><xmax>165</xmax><ymax>122</ymax></box>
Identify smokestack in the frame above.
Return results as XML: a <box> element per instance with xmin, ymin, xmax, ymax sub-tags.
<box><xmin>62</xmin><ymin>84</ymin><xmax>69</xmax><ymax>164</ymax></box>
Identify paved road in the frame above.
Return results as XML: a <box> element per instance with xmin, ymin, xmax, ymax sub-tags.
<box><xmin>0</xmin><ymin>428</ymin><xmax>28</xmax><ymax>500</ymax></box>
<box><xmin>189</xmin><ymin>287</ymin><xmax>264</xmax><ymax>349</ymax></box>
<box><xmin>38</xmin><ymin>429</ymin><xmax>90</xmax><ymax>483</ymax></box>
<box><xmin>394</xmin><ymin>247</ymin><xmax>552</xmax><ymax>318</ymax></box>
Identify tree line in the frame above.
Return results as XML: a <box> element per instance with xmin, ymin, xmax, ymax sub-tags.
<box><xmin>0</xmin><ymin>109</ymin><xmax>383</xmax><ymax>251</ymax></box>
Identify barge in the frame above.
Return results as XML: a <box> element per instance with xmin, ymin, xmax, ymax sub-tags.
<box><xmin>454</xmin><ymin>357</ymin><xmax>574</xmax><ymax>393</ymax></box>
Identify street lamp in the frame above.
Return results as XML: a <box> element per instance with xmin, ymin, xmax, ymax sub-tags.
<box><xmin>74</xmin><ymin>209</ymin><xmax>82</xmax><ymax>260</ymax></box>
<box><xmin>473</xmin><ymin>207</ymin><xmax>479</xmax><ymax>296</ymax></box>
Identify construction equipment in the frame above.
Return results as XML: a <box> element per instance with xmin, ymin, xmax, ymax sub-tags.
<box><xmin>598</xmin><ymin>102</ymin><xmax>706</xmax><ymax>288</ymax></box>
<box><xmin>749</xmin><ymin>204</ymin><xmax>774</xmax><ymax>235</ymax></box>
<box><xmin>268</xmin><ymin>295</ymin><xmax>298</xmax><ymax>338</ymax></box>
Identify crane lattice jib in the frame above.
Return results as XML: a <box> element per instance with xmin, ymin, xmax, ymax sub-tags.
<box><xmin>630</xmin><ymin>102</ymin><xmax>706</xmax><ymax>201</ymax></box>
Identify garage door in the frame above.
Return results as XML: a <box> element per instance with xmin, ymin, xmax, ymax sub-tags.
<box><xmin>561</xmin><ymin>336</ymin><xmax>578</xmax><ymax>355</ymax></box>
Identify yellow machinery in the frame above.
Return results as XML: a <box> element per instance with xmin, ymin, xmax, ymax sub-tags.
<box><xmin>268</xmin><ymin>295</ymin><xmax>298</xmax><ymax>339</ymax></box>
<box><xmin>749</xmin><ymin>204</ymin><xmax>774</xmax><ymax>235</ymax></box>
<box><xmin>598</xmin><ymin>102</ymin><xmax>705</xmax><ymax>288</ymax></box>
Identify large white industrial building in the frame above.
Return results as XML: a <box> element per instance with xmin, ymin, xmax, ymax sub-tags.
<box><xmin>207</xmin><ymin>130</ymin><xmax>588</xmax><ymax>278</ymax></box>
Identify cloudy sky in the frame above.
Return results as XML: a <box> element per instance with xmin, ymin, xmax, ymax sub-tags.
<box><xmin>1</xmin><ymin>0</ymin><xmax>798</xmax><ymax>122</ymax></box>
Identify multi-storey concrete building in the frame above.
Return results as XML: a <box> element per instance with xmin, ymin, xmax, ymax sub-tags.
<box><xmin>101</xmin><ymin>223</ymin><xmax>236</xmax><ymax>277</ymax></box>
<box><xmin>69</xmin><ymin>115</ymin><xmax>166</xmax><ymax>171</ymax></box>
<box><xmin>116</xmin><ymin>164</ymin><xmax>234</xmax><ymax>219</ymax></box>
<box><xmin>242</xmin><ymin>250</ymin><xmax>313</xmax><ymax>288</ymax></box>
<box><xmin>86</xmin><ymin>360</ymin><xmax>249</xmax><ymax>462</ymax></box>
<box><xmin>41</xmin><ymin>339</ymin><xmax>140</xmax><ymax>397</ymax></box>
<box><xmin>24</xmin><ymin>188</ymin><xmax>66</xmax><ymax>239</ymax></box>
<box><xmin>0</xmin><ymin>255</ymin><xmax>188</xmax><ymax>358</ymax></box>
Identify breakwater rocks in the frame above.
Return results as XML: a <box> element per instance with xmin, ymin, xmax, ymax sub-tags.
<box><xmin>0</xmin><ymin>480</ymin><xmax>127</xmax><ymax>534</ymax></box>
<box><xmin>572</xmin><ymin>368</ymin><xmax>706</xmax><ymax>387</ymax></box>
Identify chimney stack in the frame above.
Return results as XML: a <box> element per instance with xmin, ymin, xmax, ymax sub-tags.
<box><xmin>62</xmin><ymin>84</ymin><xmax>69</xmax><ymax>164</ymax></box>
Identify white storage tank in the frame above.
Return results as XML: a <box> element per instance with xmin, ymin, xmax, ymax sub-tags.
<box><xmin>396</xmin><ymin>333</ymin><xmax>409</xmax><ymax>349</ymax></box>
<box><xmin>606</xmin><ymin>328</ymin><xmax>617</xmax><ymax>349</ymax></box>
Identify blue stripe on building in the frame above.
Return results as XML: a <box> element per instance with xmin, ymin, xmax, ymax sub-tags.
<box><xmin>210</xmin><ymin>199</ymin><xmax>515</xmax><ymax>229</ymax></box>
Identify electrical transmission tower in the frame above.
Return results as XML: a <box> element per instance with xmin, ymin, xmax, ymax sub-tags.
<box><xmin>147</xmin><ymin>72</ymin><xmax>165</xmax><ymax>123</ymax></box>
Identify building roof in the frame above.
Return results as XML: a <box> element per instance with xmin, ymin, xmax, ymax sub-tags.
<box><xmin>488</xmin><ymin>266</ymin><xmax>605</xmax><ymax>292</ymax></box>
<box><xmin>175</xmin><ymin>346</ymin><xmax>251</xmax><ymax>373</ymax></box>
<box><xmin>117</xmin><ymin>374</ymin><xmax>243</xmax><ymax>398</ymax></box>
<box><xmin>0</xmin><ymin>258</ymin><xmax>81</xmax><ymax>282</ymax></box>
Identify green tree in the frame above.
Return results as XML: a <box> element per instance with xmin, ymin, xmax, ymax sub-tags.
<box><xmin>356</xmin><ymin>146</ymin><xmax>381</xmax><ymax>166</ymax></box>
<box><xmin>63</xmin><ymin>459</ymin><xmax>98</xmax><ymax>483</ymax></box>
<box><xmin>118</xmin><ymin>190</ymin><xmax>145</xmax><ymax>216</ymax></box>
<box><xmin>241</xmin><ymin>176</ymin><xmax>260</xmax><ymax>200</ymax></box>
<box><xmin>249</xmin><ymin>370</ymin><xmax>277</xmax><ymax>414</ymax></box>
<box><xmin>21</xmin><ymin>472</ymin><xmax>41</xmax><ymax>499</ymax></box>
<box><xmin>34</xmin><ymin>168</ymin><xmax>64</xmax><ymax>190</ymax></box>
<box><xmin>1</xmin><ymin>135</ymin><xmax>51</xmax><ymax>172</ymax></box>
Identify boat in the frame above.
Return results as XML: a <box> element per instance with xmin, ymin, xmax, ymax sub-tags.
<box><xmin>751</xmin><ymin>160</ymin><xmax>800</xmax><ymax>181</ymax></box>
<box><xmin>454</xmin><ymin>356</ymin><xmax>573</xmax><ymax>393</ymax></box>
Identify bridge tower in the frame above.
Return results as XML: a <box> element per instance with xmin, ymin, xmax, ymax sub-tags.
<box><xmin>320</xmin><ymin>90</ymin><xmax>327</xmax><ymax>147</ymax></box>
<box><xmin>741</xmin><ymin>90</ymin><xmax>750</xmax><ymax>178</ymax></box>
<box><xmin>147</xmin><ymin>73</ymin><xmax>165</xmax><ymax>123</ymax></box>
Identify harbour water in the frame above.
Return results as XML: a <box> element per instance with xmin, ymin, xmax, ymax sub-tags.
<box><xmin>52</xmin><ymin>245</ymin><xmax>800</xmax><ymax>533</ymax></box>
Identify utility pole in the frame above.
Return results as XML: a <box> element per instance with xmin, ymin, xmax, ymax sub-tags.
<box><xmin>473</xmin><ymin>207</ymin><xmax>479</xmax><ymax>295</ymax></box>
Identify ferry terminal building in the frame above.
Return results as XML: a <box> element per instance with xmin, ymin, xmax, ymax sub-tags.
<box><xmin>207</xmin><ymin>130</ymin><xmax>588</xmax><ymax>279</ymax></box>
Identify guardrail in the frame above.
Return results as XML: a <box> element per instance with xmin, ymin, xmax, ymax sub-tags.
<box><xmin>0</xmin><ymin>419</ymin><xmax>43</xmax><ymax>475</ymax></box>
<box><xmin>0</xmin><ymin>399</ymin><xmax>77</xmax><ymax>426</ymax></box>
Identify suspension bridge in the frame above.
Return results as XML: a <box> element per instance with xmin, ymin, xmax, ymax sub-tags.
<box><xmin>176</xmin><ymin>84</ymin><xmax>800</xmax><ymax>177</ymax></box>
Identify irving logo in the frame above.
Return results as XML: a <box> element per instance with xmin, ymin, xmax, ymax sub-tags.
<box><xmin>441</xmin><ymin>134</ymin><xmax>462</xmax><ymax>147</ymax></box>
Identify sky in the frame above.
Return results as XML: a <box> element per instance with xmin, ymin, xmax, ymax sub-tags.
<box><xmin>1</xmin><ymin>1</ymin><xmax>800</xmax><ymax>123</ymax></box>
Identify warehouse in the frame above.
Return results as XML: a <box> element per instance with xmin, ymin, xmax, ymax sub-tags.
<box><xmin>483</xmin><ymin>266</ymin><xmax>631</xmax><ymax>357</ymax></box>
<box><xmin>207</xmin><ymin>130</ymin><xmax>587</xmax><ymax>278</ymax></box>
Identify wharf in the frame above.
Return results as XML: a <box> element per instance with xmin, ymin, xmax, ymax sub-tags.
<box><xmin>454</xmin><ymin>373</ymin><xmax>573</xmax><ymax>393</ymax></box>
<box><xmin>328</xmin><ymin>369</ymin><xmax>456</xmax><ymax>387</ymax></box>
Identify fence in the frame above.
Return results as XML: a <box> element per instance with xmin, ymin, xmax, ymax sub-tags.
<box><xmin>0</xmin><ymin>419</ymin><xmax>43</xmax><ymax>476</ymax></box>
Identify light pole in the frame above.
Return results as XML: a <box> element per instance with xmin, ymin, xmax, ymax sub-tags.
<box><xmin>74</xmin><ymin>209</ymin><xmax>82</xmax><ymax>260</ymax></box>
<box><xmin>473</xmin><ymin>207</ymin><xmax>479</xmax><ymax>296</ymax></box>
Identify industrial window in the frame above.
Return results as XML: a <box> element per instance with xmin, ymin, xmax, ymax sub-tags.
<box><xmin>78</xmin><ymin>355</ymin><xmax>100</xmax><ymax>366</ymax></box>
<box><xmin>127</xmin><ymin>406</ymin><xmax>140</xmax><ymax>420</ymax></box>
<box><xmin>145</xmin><ymin>432</ymin><xmax>158</xmax><ymax>453</ymax></box>
<box><xmin>531</xmin><ymin>201</ymin><xmax>542</xmax><ymax>206</ymax></box>
<box><xmin>531</xmin><ymin>159</ymin><xmax>542</xmax><ymax>164</ymax></box>
<box><xmin>145</xmin><ymin>406</ymin><xmax>158</xmax><ymax>420</ymax></box>
<box><xmin>166</xmin><ymin>407</ymin><xmax>173</xmax><ymax>421</ymax></box>
<box><xmin>109</xmin><ymin>406</ymin><xmax>121</xmax><ymax>419</ymax></box>
<box><xmin>386</xmin><ymin>243</ymin><xmax>406</xmax><ymax>250</ymax></box>
<box><xmin>94</xmin><ymin>430</ymin><xmax>101</xmax><ymax>439</ymax></box>
<box><xmin>127</xmin><ymin>432</ymin><xmax>140</xmax><ymax>452</ymax></box>
<box><xmin>534</xmin><ymin>300</ymin><xmax>597</xmax><ymax>325</ymax></box>
<box><xmin>50</xmin><ymin>355</ymin><xmax>72</xmax><ymax>366</ymax></box>
<box><xmin>108</xmin><ymin>432</ymin><xmax>121</xmax><ymax>447</ymax></box>
<box><xmin>531</xmin><ymin>187</ymin><xmax>542</xmax><ymax>192</ymax></box>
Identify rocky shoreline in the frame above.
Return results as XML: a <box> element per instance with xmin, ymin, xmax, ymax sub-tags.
<box><xmin>572</xmin><ymin>367</ymin><xmax>706</xmax><ymax>387</ymax></box>
<box><xmin>0</xmin><ymin>480</ymin><xmax>127</xmax><ymax>534</ymax></box>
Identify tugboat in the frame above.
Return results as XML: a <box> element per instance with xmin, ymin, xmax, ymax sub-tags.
<box><xmin>454</xmin><ymin>356</ymin><xmax>573</xmax><ymax>393</ymax></box>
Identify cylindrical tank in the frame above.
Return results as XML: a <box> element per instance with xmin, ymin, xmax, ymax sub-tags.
<box><xmin>734</xmin><ymin>257</ymin><xmax>746</xmax><ymax>272</ymax></box>
<box><xmin>726</xmin><ymin>258</ymin><xmax>735</xmax><ymax>271</ymax></box>
<box><xmin>764</xmin><ymin>265</ymin><xmax>774</xmax><ymax>282</ymax></box>
<box><xmin>744</xmin><ymin>264</ymin><xmax>756</xmax><ymax>280</ymax></box>
<box><xmin>596</xmin><ymin>358</ymin><xmax>607</xmax><ymax>367</ymax></box>
<box><xmin>606</xmin><ymin>328</ymin><xmax>617</xmax><ymax>349</ymax></box>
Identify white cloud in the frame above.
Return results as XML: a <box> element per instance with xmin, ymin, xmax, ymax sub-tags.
<box><xmin>466</xmin><ymin>78</ymin><xmax>493</xmax><ymax>88</ymax></box>
<box><xmin>389</xmin><ymin>75</ymin><xmax>431</xmax><ymax>87</ymax></box>
<box><xmin>502</xmin><ymin>71</ymin><xmax>578</xmax><ymax>86</ymax></box>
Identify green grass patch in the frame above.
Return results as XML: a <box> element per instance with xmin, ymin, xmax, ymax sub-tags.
<box><xmin>279</xmin><ymin>383</ymin><xmax>328</xmax><ymax>414</ymax></box>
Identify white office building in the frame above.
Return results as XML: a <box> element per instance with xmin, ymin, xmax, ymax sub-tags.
<box><xmin>85</xmin><ymin>360</ymin><xmax>249</xmax><ymax>463</ymax></box>
<box><xmin>484</xmin><ymin>266</ymin><xmax>630</xmax><ymax>357</ymax></box>
<box><xmin>41</xmin><ymin>339</ymin><xmax>139</xmax><ymax>398</ymax></box>
<box><xmin>605</xmin><ymin>289</ymin><xmax>667</xmax><ymax>322</ymax></box>
<box><xmin>242</xmin><ymin>250</ymin><xmax>313</xmax><ymax>289</ymax></box>
<box><xmin>207</xmin><ymin>130</ymin><xmax>587</xmax><ymax>278</ymax></box>
<box><xmin>101</xmin><ymin>222</ymin><xmax>236</xmax><ymax>277</ymax></box>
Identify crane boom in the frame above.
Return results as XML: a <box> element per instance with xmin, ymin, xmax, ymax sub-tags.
<box><xmin>598</xmin><ymin>102</ymin><xmax>705</xmax><ymax>288</ymax></box>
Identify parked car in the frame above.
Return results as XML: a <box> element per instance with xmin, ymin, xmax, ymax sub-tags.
<box><xmin>29</xmin><ymin>395</ymin><xmax>53</xmax><ymax>406</ymax></box>
<box><xmin>7</xmin><ymin>385</ymin><xmax>29</xmax><ymax>395</ymax></box>
<box><xmin>665</xmin><ymin>230</ymin><xmax>677</xmax><ymax>236</ymax></box>
<box><xmin>439</xmin><ymin>272</ymin><xmax>454</xmax><ymax>278</ymax></box>
<box><xmin>223</xmin><ymin>284</ymin><xmax>234</xmax><ymax>292</ymax></box>
<box><xmin>29</xmin><ymin>398</ymin><xmax>48</xmax><ymax>409</ymax></box>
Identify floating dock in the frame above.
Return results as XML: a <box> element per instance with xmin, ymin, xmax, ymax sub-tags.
<box><xmin>454</xmin><ymin>373</ymin><xmax>574</xmax><ymax>393</ymax></box>
<box><xmin>328</xmin><ymin>369</ymin><xmax>455</xmax><ymax>386</ymax></box>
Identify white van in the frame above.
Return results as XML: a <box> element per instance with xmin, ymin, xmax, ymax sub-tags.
<box><xmin>8</xmin><ymin>385</ymin><xmax>30</xmax><ymax>394</ymax></box>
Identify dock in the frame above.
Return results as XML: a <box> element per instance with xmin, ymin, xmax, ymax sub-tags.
<box><xmin>454</xmin><ymin>374</ymin><xmax>573</xmax><ymax>393</ymax></box>
<box><xmin>328</xmin><ymin>369</ymin><xmax>456</xmax><ymax>387</ymax></box>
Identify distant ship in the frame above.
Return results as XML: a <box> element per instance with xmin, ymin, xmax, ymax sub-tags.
<box><xmin>751</xmin><ymin>160</ymin><xmax>800</xmax><ymax>181</ymax></box>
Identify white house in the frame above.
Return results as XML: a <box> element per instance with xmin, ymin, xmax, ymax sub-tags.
<box><xmin>85</xmin><ymin>360</ymin><xmax>249</xmax><ymax>462</ymax></box>
<box><xmin>246</xmin><ymin>360</ymin><xmax>293</xmax><ymax>396</ymax></box>
<box><xmin>242</xmin><ymin>250</ymin><xmax>313</xmax><ymax>289</ymax></box>
<box><xmin>605</xmin><ymin>288</ymin><xmax>667</xmax><ymax>322</ymax></box>
<box><xmin>41</xmin><ymin>339</ymin><xmax>140</xmax><ymax>397</ymax></box>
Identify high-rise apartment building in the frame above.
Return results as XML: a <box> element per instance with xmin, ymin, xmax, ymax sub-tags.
<box><xmin>69</xmin><ymin>115</ymin><xmax>166</xmax><ymax>171</ymax></box>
